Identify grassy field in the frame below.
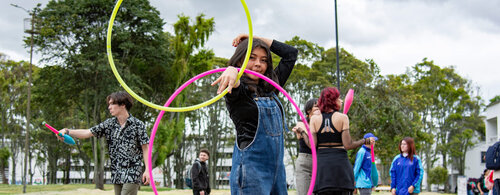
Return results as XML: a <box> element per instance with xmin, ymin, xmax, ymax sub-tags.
<box><xmin>0</xmin><ymin>184</ymin><xmax>454</xmax><ymax>195</ymax></box>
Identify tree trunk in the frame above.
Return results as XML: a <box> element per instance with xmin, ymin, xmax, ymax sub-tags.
<box><xmin>47</xmin><ymin>171</ymin><xmax>51</xmax><ymax>184</ymax></box>
<box><xmin>174</xmin><ymin>113</ymin><xmax>186</xmax><ymax>189</ymax></box>
<box><xmin>10</xmin><ymin>146</ymin><xmax>17</xmax><ymax>184</ymax></box>
<box><xmin>1</xmin><ymin>162</ymin><xmax>7</xmax><ymax>184</ymax></box>
<box><xmin>208</xmin><ymin>135</ymin><xmax>217</xmax><ymax>189</ymax></box>
<box><xmin>92</xmin><ymin>89</ymin><xmax>105</xmax><ymax>190</ymax></box>
<box><xmin>442</xmin><ymin>153</ymin><xmax>450</xmax><ymax>193</ymax></box>
<box><xmin>47</xmin><ymin>152</ymin><xmax>58</xmax><ymax>184</ymax></box>
<box><xmin>84</xmin><ymin>82</ymin><xmax>92</xmax><ymax>184</ymax></box>
<box><xmin>174</xmin><ymin>149</ymin><xmax>184</xmax><ymax>189</ymax></box>
<box><xmin>207</xmin><ymin>103</ymin><xmax>221</xmax><ymax>190</ymax></box>
<box><xmin>93</xmin><ymin>136</ymin><xmax>104</xmax><ymax>189</ymax></box>
<box><xmin>98</xmin><ymin>137</ymin><xmax>106</xmax><ymax>189</ymax></box>
<box><xmin>64</xmin><ymin>152</ymin><xmax>71</xmax><ymax>184</ymax></box>
<box><xmin>0</xmin><ymin>104</ymin><xmax>5</xmax><ymax>148</ymax></box>
<box><xmin>162</xmin><ymin>163</ymin><xmax>168</xmax><ymax>187</ymax></box>
<box><xmin>85</xmin><ymin>162</ymin><xmax>90</xmax><ymax>184</ymax></box>
<box><xmin>76</xmin><ymin>138</ymin><xmax>91</xmax><ymax>184</ymax></box>
<box><xmin>29</xmin><ymin>152</ymin><xmax>33</xmax><ymax>185</ymax></box>
<box><xmin>42</xmin><ymin>169</ymin><xmax>46</xmax><ymax>185</ymax></box>
<box><xmin>92</xmin><ymin>136</ymin><xmax>99</xmax><ymax>186</ymax></box>
<box><xmin>460</xmin><ymin>144</ymin><xmax>468</xmax><ymax>175</ymax></box>
<box><xmin>425</xmin><ymin>151</ymin><xmax>431</xmax><ymax>191</ymax></box>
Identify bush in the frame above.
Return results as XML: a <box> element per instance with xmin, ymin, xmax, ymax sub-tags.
<box><xmin>428</xmin><ymin>166</ymin><xmax>448</xmax><ymax>185</ymax></box>
<box><xmin>0</xmin><ymin>147</ymin><xmax>10</xmax><ymax>166</ymax></box>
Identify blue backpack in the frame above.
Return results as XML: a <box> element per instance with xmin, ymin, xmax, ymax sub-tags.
<box><xmin>486</xmin><ymin>141</ymin><xmax>500</xmax><ymax>170</ymax></box>
<box><xmin>185</xmin><ymin>161</ymin><xmax>201</xmax><ymax>188</ymax></box>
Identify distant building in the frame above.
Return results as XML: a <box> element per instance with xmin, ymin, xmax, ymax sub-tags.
<box><xmin>465</xmin><ymin>101</ymin><xmax>500</xmax><ymax>178</ymax></box>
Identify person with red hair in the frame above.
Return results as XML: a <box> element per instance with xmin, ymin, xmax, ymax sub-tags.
<box><xmin>390</xmin><ymin>137</ymin><xmax>424</xmax><ymax>195</ymax></box>
<box><xmin>309</xmin><ymin>87</ymin><xmax>374</xmax><ymax>195</ymax></box>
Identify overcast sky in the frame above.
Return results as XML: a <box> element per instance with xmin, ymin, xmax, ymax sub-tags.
<box><xmin>1</xmin><ymin>0</ymin><xmax>499</xmax><ymax>101</ymax></box>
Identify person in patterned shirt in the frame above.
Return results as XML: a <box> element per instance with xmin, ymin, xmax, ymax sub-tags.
<box><xmin>56</xmin><ymin>91</ymin><xmax>150</xmax><ymax>195</ymax></box>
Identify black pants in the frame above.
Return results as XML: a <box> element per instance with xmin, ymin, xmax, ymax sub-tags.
<box><xmin>494</xmin><ymin>179</ymin><xmax>500</xmax><ymax>195</ymax></box>
<box><xmin>315</xmin><ymin>190</ymin><xmax>353</xmax><ymax>195</ymax></box>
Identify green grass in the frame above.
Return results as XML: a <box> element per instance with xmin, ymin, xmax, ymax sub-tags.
<box><xmin>139</xmin><ymin>187</ymin><xmax>175</xmax><ymax>192</ymax></box>
<box><xmin>0</xmin><ymin>184</ymin><xmax>177</xmax><ymax>194</ymax></box>
<box><xmin>0</xmin><ymin>184</ymin><xmax>457</xmax><ymax>195</ymax></box>
<box><xmin>0</xmin><ymin>184</ymin><xmax>110</xmax><ymax>194</ymax></box>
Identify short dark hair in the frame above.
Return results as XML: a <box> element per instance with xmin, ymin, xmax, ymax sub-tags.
<box><xmin>106</xmin><ymin>91</ymin><xmax>134</xmax><ymax>111</ymax></box>
<box><xmin>304</xmin><ymin>98</ymin><xmax>318</xmax><ymax>121</ymax></box>
<box><xmin>200</xmin><ymin>148</ymin><xmax>210</xmax><ymax>157</ymax></box>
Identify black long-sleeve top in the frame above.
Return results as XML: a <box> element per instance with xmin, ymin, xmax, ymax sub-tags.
<box><xmin>225</xmin><ymin>40</ymin><xmax>298</xmax><ymax>149</ymax></box>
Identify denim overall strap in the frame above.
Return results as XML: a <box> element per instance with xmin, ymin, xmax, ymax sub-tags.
<box><xmin>230</xmin><ymin>93</ymin><xmax>287</xmax><ymax>195</ymax></box>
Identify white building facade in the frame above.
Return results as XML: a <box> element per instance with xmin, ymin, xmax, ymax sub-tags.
<box><xmin>465</xmin><ymin>101</ymin><xmax>500</xmax><ymax>178</ymax></box>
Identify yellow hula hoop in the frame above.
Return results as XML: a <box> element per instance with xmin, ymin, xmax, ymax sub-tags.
<box><xmin>106</xmin><ymin>0</ymin><xmax>253</xmax><ymax>112</ymax></box>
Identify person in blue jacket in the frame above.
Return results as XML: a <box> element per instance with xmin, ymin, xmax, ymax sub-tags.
<box><xmin>390</xmin><ymin>137</ymin><xmax>424</xmax><ymax>195</ymax></box>
<box><xmin>354</xmin><ymin>133</ymin><xmax>379</xmax><ymax>195</ymax></box>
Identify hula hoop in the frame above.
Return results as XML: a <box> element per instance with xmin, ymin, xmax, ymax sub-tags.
<box><xmin>106</xmin><ymin>0</ymin><xmax>253</xmax><ymax>112</ymax></box>
<box><xmin>147</xmin><ymin>68</ymin><xmax>318</xmax><ymax>195</ymax></box>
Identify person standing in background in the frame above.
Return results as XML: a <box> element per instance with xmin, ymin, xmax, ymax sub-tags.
<box><xmin>390</xmin><ymin>137</ymin><xmax>424</xmax><ymax>195</ymax></box>
<box><xmin>191</xmin><ymin>149</ymin><xmax>210</xmax><ymax>195</ymax></box>
<box><xmin>292</xmin><ymin>98</ymin><xmax>319</xmax><ymax>195</ymax></box>
<box><xmin>353</xmin><ymin>133</ymin><xmax>378</xmax><ymax>195</ymax></box>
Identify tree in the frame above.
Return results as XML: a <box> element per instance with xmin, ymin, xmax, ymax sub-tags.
<box><xmin>489</xmin><ymin>95</ymin><xmax>500</xmax><ymax>105</ymax></box>
<box><xmin>281</xmin><ymin>37</ymin><xmax>325</xmax><ymax>171</ymax></box>
<box><xmin>410</xmin><ymin>59</ymin><xmax>483</xmax><ymax>191</ymax></box>
<box><xmin>0</xmin><ymin>57</ymin><xmax>35</xmax><ymax>185</ymax></box>
<box><xmin>279</xmin><ymin>39</ymin><xmax>423</xmax><ymax>185</ymax></box>
<box><xmin>0</xmin><ymin>147</ymin><xmax>10</xmax><ymax>184</ymax></box>
<box><xmin>150</xmin><ymin>14</ymin><xmax>215</xmax><ymax>189</ymax></box>
<box><xmin>0</xmin><ymin>54</ymin><xmax>7</xmax><ymax>147</ymax></box>
<box><xmin>33</xmin><ymin>0</ymin><xmax>168</xmax><ymax>188</ymax></box>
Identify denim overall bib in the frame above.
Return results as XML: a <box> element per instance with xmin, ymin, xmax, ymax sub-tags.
<box><xmin>230</xmin><ymin>93</ymin><xmax>288</xmax><ymax>195</ymax></box>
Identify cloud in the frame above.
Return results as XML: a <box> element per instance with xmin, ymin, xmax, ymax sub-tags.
<box><xmin>1</xmin><ymin>0</ymin><xmax>499</xmax><ymax>100</ymax></box>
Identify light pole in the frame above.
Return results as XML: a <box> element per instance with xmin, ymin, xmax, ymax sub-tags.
<box><xmin>11</xmin><ymin>4</ymin><xmax>39</xmax><ymax>194</ymax></box>
<box><xmin>334</xmin><ymin>0</ymin><xmax>341</xmax><ymax>91</ymax></box>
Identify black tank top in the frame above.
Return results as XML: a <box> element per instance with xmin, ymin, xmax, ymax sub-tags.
<box><xmin>317</xmin><ymin>112</ymin><xmax>343</xmax><ymax>147</ymax></box>
<box><xmin>299</xmin><ymin>138</ymin><xmax>312</xmax><ymax>154</ymax></box>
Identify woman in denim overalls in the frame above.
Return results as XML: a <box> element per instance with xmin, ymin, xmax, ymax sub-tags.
<box><xmin>213</xmin><ymin>34</ymin><xmax>298</xmax><ymax>195</ymax></box>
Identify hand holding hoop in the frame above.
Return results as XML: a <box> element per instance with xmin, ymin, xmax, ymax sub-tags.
<box><xmin>211</xmin><ymin>66</ymin><xmax>240</xmax><ymax>94</ymax></box>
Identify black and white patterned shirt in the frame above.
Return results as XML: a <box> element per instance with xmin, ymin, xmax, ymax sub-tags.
<box><xmin>90</xmin><ymin>114</ymin><xmax>149</xmax><ymax>184</ymax></box>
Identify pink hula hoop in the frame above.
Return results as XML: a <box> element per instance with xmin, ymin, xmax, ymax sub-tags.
<box><xmin>148</xmin><ymin>68</ymin><xmax>317</xmax><ymax>195</ymax></box>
